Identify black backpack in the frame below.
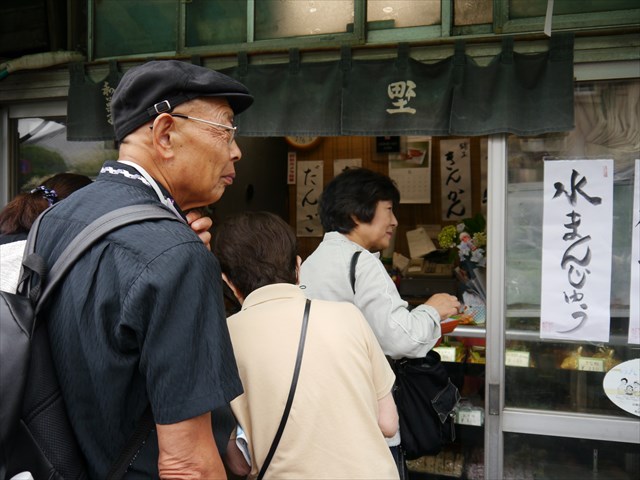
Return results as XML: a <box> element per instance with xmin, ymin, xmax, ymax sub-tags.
<box><xmin>0</xmin><ymin>204</ymin><xmax>181</xmax><ymax>479</ymax></box>
<box><xmin>349</xmin><ymin>250</ymin><xmax>460</xmax><ymax>459</ymax></box>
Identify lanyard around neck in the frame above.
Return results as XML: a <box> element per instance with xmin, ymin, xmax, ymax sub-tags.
<box><xmin>117</xmin><ymin>160</ymin><xmax>185</xmax><ymax>223</ymax></box>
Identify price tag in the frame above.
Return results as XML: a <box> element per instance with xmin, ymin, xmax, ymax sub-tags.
<box><xmin>505</xmin><ymin>350</ymin><xmax>530</xmax><ymax>368</ymax></box>
<box><xmin>455</xmin><ymin>409</ymin><xmax>483</xmax><ymax>426</ymax></box>
<box><xmin>433</xmin><ymin>346</ymin><xmax>457</xmax><ymax>363</ymax></box>
<box><xmin>578</xmin><ymin>356</ymin><xmax>605</xmax><ymax>372</ymax></box>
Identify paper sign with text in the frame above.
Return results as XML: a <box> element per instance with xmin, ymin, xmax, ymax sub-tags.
<box><xmin>540</xmin><ymin>159</ymin><xmax>614</xmax><ymax>342</ymax></box>
<box><xmin>296</xmin><ymin>161</ymin><xmax>323</xmax><ymax>237</ymax></box>
<box><xmin>440</xmin><ymin>139</ymin><xmax>472</xmax><ymax>221</ymax></box>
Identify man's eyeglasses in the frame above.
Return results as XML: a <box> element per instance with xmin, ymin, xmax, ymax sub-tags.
<box><xmin>169</xmin><ymin>113</ymin><xmax>237</xmax><ymax>145</ymax></box>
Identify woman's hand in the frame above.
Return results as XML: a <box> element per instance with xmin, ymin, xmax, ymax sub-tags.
<box><xmin>425</xmin><ymin>293</ymin><xmax>460</xmax><ymax>321</ymax></box>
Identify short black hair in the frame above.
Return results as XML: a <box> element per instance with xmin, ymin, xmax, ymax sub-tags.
<box><xmin>319</xmin><ymin>168</ymin><xmax>400</xmax><ymax>233</ymax></box>
<box><xmin>212</xmin><ymin>211</ymin><xmax>297</xmax><ymax>298</ymax></box>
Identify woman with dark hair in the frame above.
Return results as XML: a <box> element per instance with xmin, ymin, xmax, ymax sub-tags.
<box><xmin>299</xmin><ymin>167</ymin><xmax>460</xmax><ymax>478</ymax></box>
<box><xmin>213</xmin><ymin>210</ymin><xmax>399</xmax><ymax>479</ymax></box>
<box><xmin>0</xmin><ymin>173</ymin><xmax>93</xmax><ymax>293</ymax></box>
<box><xmin>301</xmin><ymin>168</ymin><xmax>459</xmax><ymax>358</ymax></box>
<box><xmin>0</xmin><ymin>173</ymin><xmax>93</xmax><ymax>242</ymax></box>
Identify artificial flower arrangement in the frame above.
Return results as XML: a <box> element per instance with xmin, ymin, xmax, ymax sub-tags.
<box><xmin>437</xmin><ymin>214</ymin><xmax>487</xmax><ymax>323</ymax></box>
<box><xmin>437</xmin><ymin>213</ymin><xmax>487</xmax><ymax>271</ymax></box>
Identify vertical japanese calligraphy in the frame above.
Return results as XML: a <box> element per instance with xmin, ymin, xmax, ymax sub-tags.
<box><xmin>296</xmin><ymin>160</ymin><xmax>323</xmax><ymax>237</ymax></box>
<box><xmin>440</xmin><ymin>139</ymin><xmax>472</xmax><ymax>221</ymax></box>
<box><xmin>628</xmin><ymin>159</ymin><xmax>640</xmax><ymax>344</ymax></box>
<box><xmin>540</xmin><ymin>159</ymin><xmax>614</xmax><ymax>342</ymax></box>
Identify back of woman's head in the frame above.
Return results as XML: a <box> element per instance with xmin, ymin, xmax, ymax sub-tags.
<box><xmin>319</xmin><ymin>168</ymin><xmax>400</xmax><ymax>233</ymax></box>
<box><xmin>212</xmin><ymin>211</ymin><xmax>298</xmax><ymax>298</ymax></box>
<box><xmin>0</xmin><ymin>173</ymin><xmax>92</xmax><ymax>235</ymax></box>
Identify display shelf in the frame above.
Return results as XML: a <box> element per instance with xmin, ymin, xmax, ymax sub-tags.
<box><xmin>445</xmin><ymin>324</ymin><xmax>631</xmax><ymax>347</ymax></box>
<box><xmin>507</xmin><ymin>306</ymin><xmax>630</xmax><ymax>318</ymax></box>
<box><xmin>444</xmin><ymin>325</ymin><xmax>485</xmax><ymax>339</ymax></box>
<box><xmin>504</xmin><ymin>328</ymin><xmax>631</xmax><ymax>346</ymax></box>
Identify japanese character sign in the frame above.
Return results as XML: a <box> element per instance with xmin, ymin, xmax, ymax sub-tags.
<box><xmin>296</xmin><ymin>160</ymin><xmax>323</xmax><ymax>237</ymax></box>
<box><xmin>102</xmin><ymin>81</ymin><xmax>116</xmax><ymax>125</ymax></box>
<box><xmin>541</xmin><ymin>159</ymin><xmax>614</xmax><ymax>342</ymax></box>
<box><xmin>386</xmin><ymin>80</ymin><xmax>417</xmax><ymax>115</ymax></box>
<box><xmin>440</xmin><ymin>139</ymin><xmax>472</xmax><ymax>221</ymax></box>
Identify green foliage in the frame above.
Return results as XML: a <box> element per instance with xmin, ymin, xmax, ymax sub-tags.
<box><xmin>18</xmin><ymin>145</ymin><xmax>67</xmax><ymax>187</ymax></box>
<box><xmin>462</xmin><ymin>213</ymin><xmax>486</xmax><ymax>237</ymax></box>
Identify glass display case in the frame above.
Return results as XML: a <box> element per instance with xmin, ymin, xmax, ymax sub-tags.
<box><xmin>407</xmin><ymin>78</ymin><xmax>639</xmax><ymax>480</ymax></box>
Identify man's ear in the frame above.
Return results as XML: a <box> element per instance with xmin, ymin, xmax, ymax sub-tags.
<box><xmin>151</xmin><ymin>114</ymin><xmax>176</xmax><ymax>158</ymax></box>
<box><xmin>222</xmin><ymin>273</ymin><xmax>244</xmax><ymax>304</ymax></box>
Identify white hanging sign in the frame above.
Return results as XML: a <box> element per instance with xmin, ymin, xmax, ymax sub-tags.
<box><xmin>440</xmin><ymin>139</ymin><xmax>471</xmax><ymax>221</ymax></box>
<box><xmin>629</xmin><ymin>159</ymin><xmax>640</xmax><ymax>344</ymax></box>
<box><xmin>540</xmin><ymin>159</ymin><xmax>614</xmax><ymax>342</ymax></box>
<box><xmin>296</xmin><ymin>160</ymin><xmax>323</xmax><ymax>237</ymax></box>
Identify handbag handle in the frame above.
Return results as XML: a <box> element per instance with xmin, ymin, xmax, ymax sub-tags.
<box><xmin>257</xmin><ymin>298</ymin><xmax>311</xmax><ymax>480</ymax></box>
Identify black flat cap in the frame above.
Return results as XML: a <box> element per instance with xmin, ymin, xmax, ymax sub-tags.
<box><xmin>111</xmin><ymin>60</ymin><xmax>253</xmax><ymax>142</ymax></box>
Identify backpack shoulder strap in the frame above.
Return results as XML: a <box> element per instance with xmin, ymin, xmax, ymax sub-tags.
<box><xmin>31</xmin><ymin>204</ymin><xmax>181</xmax><ymax>478</ymax></box>
<box><xmin>36</xmin><ymin>204</ymin><xmax>180</xmax><ymax>313</ymax></box>
<box><xmin>18</xmin><ymin>203</ymin><xmax>61</xmax><ymax>300</ymax></box>
<box><xmin>106</xmin><ymin>405</ymin><xmax>155</xmax><ymax>480</ymax></box>
<box><xmin>349</xmin><ymin>250</ymin><xmax>362</xmax><ymax>294</ymax></box>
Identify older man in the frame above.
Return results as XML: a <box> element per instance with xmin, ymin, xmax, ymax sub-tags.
<box><xmin>33</xmin><ymin>60</ymin><xmax>253</xmax><ymax>477</ymax></box>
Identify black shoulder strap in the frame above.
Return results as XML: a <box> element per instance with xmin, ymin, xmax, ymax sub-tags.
<box><xmin>349</xmin><ymin>250</ymin><xmax>362</xmax><ymax>294</ymax></box>
<box><xmin>257</xmin><ymin>299</ymin><xmax>311</xmax><ymax>480</ymax></box>
<box><xmin>106</xmin><ymin>406</ymin><xmax>155</xmax><ymax>480</ymax></box>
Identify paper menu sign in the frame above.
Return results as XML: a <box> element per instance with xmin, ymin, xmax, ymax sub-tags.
<box><xmin>540</xmin><ymin>159</ymin><xmax>613</xmax><ymax>342</ymax></box>
<box><xmin>406</xmin><ymin>227</ymin><xmax>436</xmax><ymax>259</ymax></box>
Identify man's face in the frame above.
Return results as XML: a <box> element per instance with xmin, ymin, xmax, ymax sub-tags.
<box><xmin>167</xmin><ymin>98</ymin><xmax>241</xmax><ymax>210</ymax></box>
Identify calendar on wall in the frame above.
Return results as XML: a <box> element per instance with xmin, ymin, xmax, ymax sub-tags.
<box><xmin>388</xmin><ymin>136</ymin><xmax>431</xmax><ymax>204</ymax></box>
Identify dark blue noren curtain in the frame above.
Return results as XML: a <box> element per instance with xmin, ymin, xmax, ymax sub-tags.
<box><xmin>223</xmin><ymin>49</ymin><xmax>342</xmax><ymax>136</ymax></box>
<box><xmin>227</xmin><ymin>35</ymin><xmax>573</xmax><ymax>137</ymax></box>
<box><xmin>66</xmin><ymin>34</ymin><xmax>574</xmax><ymax>140</ymax></box>
<box><xmin>450</xmin><ymin>34</ymin><xmax>574</xmax><ymax>136</ymax></box>
<box><xmin>341</xmin><ymin>44</ymin><xmax>455</xmax><ymax>136</ymax></box>
<box><xmin>67</xmin><ymin>61</ymin><xmax>122</xmax><ymax>141</ymax></box>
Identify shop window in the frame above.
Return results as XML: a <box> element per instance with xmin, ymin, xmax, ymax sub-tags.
<box><xmin>509</xmin><ymin>0</ymin><xmax>639</xmax><ymax>18</ymax></box>
<box><xmin>367</xmin><ymin>0</ymin><xmax>440</xmax><ymax>28</ymax></box>
<box><xmin>503</xmin><ymin>433</ymin><xmax>638</xmax><ymax>479</ymax></box>
<box><xmin>504</xmin><ymin>79</ymin><xmax>639</xmax><ymax>416</ymax></box>
<box><xmin>454</xmin><ymin>0</ymin><xmax>492</xmax><ymax>26</ymax></box>
<box><xmin>94</xmin><ymin>0</ymin><xmax>178</xmax><ymax>58</ymax></box>
<box><xmin>185</xmin><ymin>1</ymin><xmax>247</xmax><ymax>47</ymax></box>
<box><xmin>14</xmin><ymin>118</ymin><xmax>116</xmax><ymax>193</ymax></box>
<box><xmin>256</xmin><ymin>0</ymin><xmax>354</xmax><ymax>39</ymax></box>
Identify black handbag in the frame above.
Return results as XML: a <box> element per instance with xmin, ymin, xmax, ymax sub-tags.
<box><xmin>391</xmin><ymin>351</ymin><xmax>460</xmax><ymax>459</ymax></box>
<box><xmin>350</xmin><ymin>251</ymin><xmax>460</xmax><ymax>459</ymax></box>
